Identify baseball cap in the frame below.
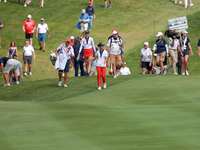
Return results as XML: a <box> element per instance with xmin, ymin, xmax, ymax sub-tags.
<box><xmin>70</xmin><ymin>36</ymin><xmax>74</xmax><ymax>40</ymax></box>
<box><xmin>88</xmin><ymin>1</ymin><xmax>92</xmax><ymax>4</ymax></box>
<box><xmin>182</xmin><ymin>30</ymin><xmax>188</xmax><ymax>34</ymax></box>
<box><xmin>85</xmin><ymin>30</ymin><xmax>89</xmax><ymax>34</ymax></box>
<box><xmin>112</xmin><ymin>29</ymin><xmax>118</xmax><ymax>35</ymax></box>
<box><xmin>41</xmin><ymin>18</ymin><xmax>44</xmax><ymax>21</ymax></box>
<box><xmin>82</xmin><ymin>9</ymin><xmax>86</xmax><ymax>13</ymax></box>
<box><xmin>66</xmin><ymin>38</ymin><xmax>71</xmax><ymax>43</ymax></box>
<box><xmin>27</xmin><ymin>15</ymin><xmax>32</xmax><ymax>19</ymax></box>
<box><xmin>98</xmin><ymin>42</ymin><xmax>104</xmax><ymax>47</ymax></box>
<box><xmin>156</xmin><ymin>32</ymin><xmax>163</xmax><ymax>37</ymax></box>
<box><xmin>144</xmin><ymin>42</ymin><xmax>149</xmax><ymax>46</ymax></box>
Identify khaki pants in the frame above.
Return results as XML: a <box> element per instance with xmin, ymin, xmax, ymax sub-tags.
<box><xmin>169</xmin><ymin>49</ymin><xmax>178</xmax><ymax>73</ymax></box>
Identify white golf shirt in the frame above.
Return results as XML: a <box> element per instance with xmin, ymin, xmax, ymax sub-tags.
<box><xmin>140</xmin><ymin>48</ymin><xmax>152</xmax><ymax>62</ymax></box>
<box><xmin>57</xmin><ymin>43</ymin><xmax>74</xmax><ymax>60</ymax></box>
<box><xmin>96</xmin><ymin>50</ymin><xmax>108</xmax><ymax>67</ymax></box>
<box><xmin>23</xmin><ymin>45</ymin><xmax>34</xmax><ymax>56</ymax></box>
<box><xmin>168</xmin><ymin>37</ymin><xmax>179</xmax><ymax>50</ymax></box>
<box><xmin>120</xmin><ymin>66</ymin><xmax>131</xmax><ymax>75</ymax></box>
<box><xmin>36</xmin><ymin>23</ymin><xmax>49</xmax><ymax>34</ymax></box>
<box><xmin>79</xmin><ymin>37</ymin><xmax>95</xmax><ymax>53</ymax></box>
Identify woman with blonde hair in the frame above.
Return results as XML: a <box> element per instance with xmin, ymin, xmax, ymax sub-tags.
<box><xmin>7</xmin><ymin>41</ymin><xmax>18</xmax><ymax>58</ymax></box>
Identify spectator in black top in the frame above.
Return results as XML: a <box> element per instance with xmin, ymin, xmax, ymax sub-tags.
<box><xmin>197</xmin><ymin>38</ymin><xmax>200</xmax><ymax>57</ymax></box>
<box><xmin>0</xmin><ymin>57</ymin><xmax>21</xmax><ymax>86</ymax></box>
<box><xmin>73</xmin><ymin>37</ymin><xmax>85</xmax><ymax>77</ymax></box>
<box><xmin>86</xmin><ymin>1</ymin><xmax>95</xmax><ymax>30</ymax></box>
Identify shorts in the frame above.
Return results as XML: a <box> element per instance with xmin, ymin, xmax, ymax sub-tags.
<box><xmin>59</xmin><ymin>59</ymin><xmax>70</xmax><ymax>73</ymax></box>
<box><xmin>142</xmin><ymin>62</ymin><xmax>152</xmax><ymax>71</ymax></box>
<box><xmin>38</xmin><ymin>33</ymin><xmax>46</xmax><ymax>42</ymax></box>
<box><xmin>156</xmin><ymin>52</ymin><xmax>166</xmax><ymax>62</ymax></box>
<box><xmin>182</xmin><ymin>49</ymin><xmax>189</xmax><ymax>57</ymax></box>
<box><xmin>24</xmin><ymin>56</ymin><xmax>32</xmax><ymax>64</ymax></box>
<box><xmin>81</xmin><ymin>23</ymin><xmax>88</xmax><ymax>32</ymax></box>
<box><xmin>90</xmin><ymin>60</ymin><xmax>96</xmax><ymax>72</ymax></box>
<box><xmin>25</xmin><ymin>33</ymin><xmax>33</xmax><ymax>39</ymax></box>
<box><xmin>12</xmin><ymin>75</ymin><xmax>20</xmax><ymax>82</ymax></box>
<box><xmin>0</xmin><ymin>30</ymin><xmax>1</xmax><ymax>35</ymax></box>
<box><xmin>110</xmin><ymin>54</ymin><xmax>121</xmax><ymax>66</ymax></box>
<box><xmin>83</xmin><ymin>48</ymin><xmax>93</xmax><ymax>57</ymax></box>
<box><xmin>3</xmin><ymin>59</ymin><xmax>20</xmax><ymax>73</ymax></box>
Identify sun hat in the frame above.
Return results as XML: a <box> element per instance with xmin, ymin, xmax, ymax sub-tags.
<box><xmin>41</xmin><ymin>18</ymin><xmax>44</xmax><ymax>21</ymax></box>
<box><xmin>144</xmin><ymin>42</ymin><xmax>149</xmax><ymax>46</ymax></box>
<box><xmin>156</xmin><ymin>32</ymin><xmax>163</xmax><ymax>37</ymax></box>
<box><xmin>27</xmin><ymin>15</ymin><xmax>32</xmax><ymax>18</ymax></box>
<box><xmin>82</xmin><ymin>9</ymin><xmax>86</xmax><ymax>13</ymax></box>
<box><xmin>182</xmin><ymin>30</ymin><xmax>188</xmax><ymax>34</ymax></box>
<box><xmin>70</xmin><ymin>36</ymin><xmax>74</xmax><ymax>40</ymax></box>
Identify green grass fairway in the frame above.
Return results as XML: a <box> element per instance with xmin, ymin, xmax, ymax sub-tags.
<box><xmin>0</xmin><ymin>75</ymin><xmax>200</xmax><ymax>150</ymax></box>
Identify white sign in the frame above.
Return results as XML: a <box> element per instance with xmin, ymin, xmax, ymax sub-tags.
<box><xmin>168</xmin><ymin>16</ymin><xmax>188</xmax><ymax>31</ymax></box>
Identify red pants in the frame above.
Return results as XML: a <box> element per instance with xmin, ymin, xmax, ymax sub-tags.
<box><xmin>96</xmin><ymin>66</ymin><xmax>106</xmax><ymax>87</ymax></box>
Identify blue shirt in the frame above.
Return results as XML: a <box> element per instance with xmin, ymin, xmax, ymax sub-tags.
<box><xmin>86</xmin><ymin>6</ymin><xmax>94</xmax><ymax>16</ymax></box>
<box><xmin>197</xmin><ymin>39</ymin><xmax>200</xmax><ymax>46</ymax></box>
<box><xmin>155</xmin><ymin>38</ymin><xmax>167</xmax><ymax>53</ymax></box>
<box><xmin>73</xmin><ymin>43</ymin><xmax>83</xmax><ymax>57</ymax></box>
<box><xmin>78</xmin><ymin>13</ymin><xmax>89</xmax><ymax>23</ymax></box>
<box><xmin>0</xmin><ymin>57</ymin><xmax>10</xmax><ymax>67</ymax></box>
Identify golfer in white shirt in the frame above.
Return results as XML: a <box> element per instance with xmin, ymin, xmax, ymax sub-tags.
<box><xmin>139</xmin><ymin>42</ymin><xmax>152</xmax><ymax>74</ymax></box>
<box><xmin>36</xmin><ymin>18</ymin><xmax>50</xmax><ymax>52</ymax></box>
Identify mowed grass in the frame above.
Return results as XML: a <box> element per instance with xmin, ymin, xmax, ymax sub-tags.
<box><xmin>0</xmin><ymin>75</ymin><xmax>200</xmax><ymax>150</ymax></box>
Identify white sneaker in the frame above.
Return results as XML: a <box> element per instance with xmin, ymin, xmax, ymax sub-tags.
<box><xmin>185</xmin><ymin>70</ymin><xmax>189</xmax><ymax>75</ymax></box>
<box><xmin>175</xmin><ymin>1</ymin><xmax>177</xmax><ymax>4</ymax></box>
<box><xmin>24</xmin><ymin>72</ymin><xmax>27</xmax><ymax>76</ymax></box>
<box><xmin>63</xmin><ymin>84</ymin><xmax>67</xmax><ymax>88</ymax></box>
<box><xmin>185</xmin><ymin>5</ymin><xmax>187</xmax><ymax>8</ymax></box>
<box><xmin>173</xmin><ymin>72</ymin><xmax>178</xmax><ymax>75</ymax></box>
<box><xmin>4</xmin><ymin>0</ymin><xmax>7</xmax><ymax>2</ymax></box>
<box><xmin>98</xmin><ymin>87</ymin><xmax>101</xmax><ymax>90</ymax></box>
<box><xmin>29</xmin><ymin>72</ymin><xmax>32</xmax><ymax>75</ymax></box>
<box><xmin>4</xmin><ymin>83</ymin><xmax>10</xmax><ymax>86</ymax></box>
<box><xmin>190</xmin><ymin>3</ymin><xmax>193</xmax><ymax>7</ymax></box>
<box><xmin>24</xmin><ymin>4</ymin><xmax>27</xmax><ymax>7</ymax></box>
<box><xmin>58</xmin><ymin>81</ymin><xmax>62</xmax><ymax>87</ymax></box>
<box><xmin>103</xmin><ymin>83</ymin><xmax>106</xmax><ymax>89</ymax></box>
<box><xmin>16</xmin><ymin>81</ymin><xmax>19</xmax><ymax>84</ymax></box>
<box><xmin>114</xmin><ymin>75</ymin><xmax>117</xmax><ymax>79</ymax></box>
<box><xmin>179</xmin><ymin>1</ymin><xmax>182</xmax><ymax>4</ymax></box>
<box><xmin>182</xmin><ymin>72</ymin><xmax>185</xmax><ymax>75</ymax></box>
<box><xmin>27</xmin><ymin>1</ymin><xmax>29</xmax><ymax>4</ymax></box>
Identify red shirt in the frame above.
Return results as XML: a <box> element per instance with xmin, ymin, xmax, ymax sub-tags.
<box><xmin>70</xmin><ymin>42</ymin><xmax>74</xmax><ymax>46</ymax></box>
<box><xmin>23</xmin><ymin>20</ymin><xmax>36</xmax><ymax>34</ymax></box>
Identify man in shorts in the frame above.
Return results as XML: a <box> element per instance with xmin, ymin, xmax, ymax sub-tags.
<box><xmin>11</xmin><ymin>55</ymin><xmax>23</xmax><ymax>83</ymax></box>
<box><xmin>55</xmin><ymin>38</ymin><xmax>74</xmax><ymax>87</ymax></box>
<box><xmin>106</xmin><ymin>29</ymin><xmax>123</xmax><ymax>79</ymax></box>
<box><xmin>36</xmin><ymin>18</ymin><xmax>50</xmax><ymax>52</ymax></box>
<box><xmin>23</xmin><ymin>40</ymin><xmax>35</xmax><ymax>76</ymax></box>
<box><xmin>0</xmin><ymin>19</ymin><xmax>3</xmax><ymax>48</ymax></box>
<box><xmin>23</xmin><ymin>15</ymin><xmax>36</xmax><ymax>45</ymax></box>
<box><xmin>78</xmin><ymin>9</ymin><xmax>89</xmax><ymax>37</ymax></box>
<box><xmin>0</xmin><ymin>57</ymin><xmax>21</xmax><ymax>86</ymax></box>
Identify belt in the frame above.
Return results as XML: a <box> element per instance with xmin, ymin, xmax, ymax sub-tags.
<box><xmin>39</xmin><ymin>33</ymin><xmax>46</xmax><ymax>34</ymax></box>
<box><xmin>25</xmin><ymin>56</ymin><xmax>32</xmax><ymax>57</ymax></box>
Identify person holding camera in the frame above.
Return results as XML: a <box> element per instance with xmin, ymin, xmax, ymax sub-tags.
<box><xmin>139</xmin><ymin>42</ymin><xmax>152</xmax><ymax>74</ymax></box>
<box><xmin>153</xmin><ymin>32</ymin><xmax>169</xmax><ymax>75</ymax></box>
<box><xmin>180</xmin><ymin>30</ymin><xmax>193</xmax><ymax>75</ymax></box>
<box><xmin>168</xmin><ymin>30</ymin><xmax>181</xmax><ymax>75</ymax></box>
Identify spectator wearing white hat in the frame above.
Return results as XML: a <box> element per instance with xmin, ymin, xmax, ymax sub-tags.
<box><xmin>184</xmin><ymin>0</ymin><xmax>193</xmax><ymax>8</ymax></box>
<box><xmin>36</xmin><ymin>18</ymin><xmax>50</xmax><ymax>52</ymax></box>
<box><xmin>78</xmin><ymin>9</ymin><xmax>89</xmax><ymax>37</ymax></box>
<box><xmin>140</xmin><ymin>42</ymin><xmax>152</xmax><ymax>74</ymax></box>
<box><xmin>106</xmin><ymin>29</ymin><xmax>123</xmax><ymax>79</ymax></box>
<box><xmin>70</xmin><ymin>36</ymin><xmax>75</xmax><ymax>70</ymax></box>
<box><xmin>153</xmin><ymin>32</ymin><xmax>169</xmax><ymax>75</ymax></box>
<box><xmin>120</xmin><ymin>62</ymin><xmax>131</xmax><ymax>75</ymax></box>
<box><xmin>23</xmin><ymin>15</ymin><xmax>36</xmax><ymax>45</ymax></box>
<box><xmin>180</xmin><ymin>30</ymin><xmax>193</xmax><ymax>75</ymax></box>
<box><xmin>104</xmin><ymin>0</ymin><xmax>111</xmax><ymax>9</ymax></box>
